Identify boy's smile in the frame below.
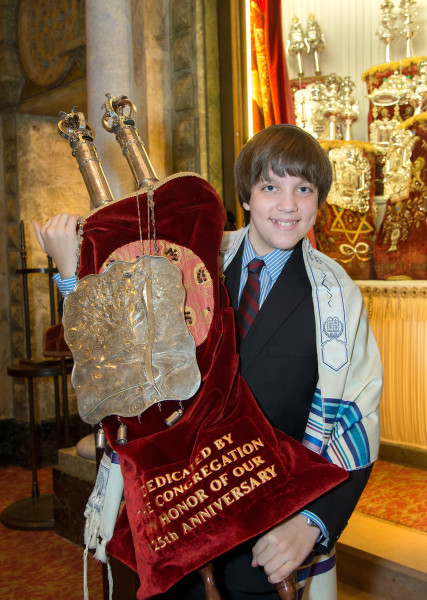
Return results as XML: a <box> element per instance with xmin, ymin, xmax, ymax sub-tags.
<box><xmin>243</xmin><ymin>172</ymin><xmax>319</xmax><ymax>256</ymax></box>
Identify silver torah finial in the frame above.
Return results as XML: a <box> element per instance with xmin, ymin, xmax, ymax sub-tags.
<box><xmin>58</xmin><ymin>107</ymin><xmax>114</xmax><ymax>209</ymax></box>
<box><xmin>376</xmin><ymin>1</ymin><xmax>399</xmax><ymax>63</ymax></box>
<box><xmin>399</xmin><ymin>0</ymin><xmax>419</xmax><ymax>58</ymax></box>
<box><xmin>305</xmin><ymin>13</ymin><xmax>325</xmax><ymax>76</ymax></box>
<box><xmin>324</xmin><ymin>74</ymin><xmax>344</xmax><ymax>140</ymax></box>
<box><xmin>341</xmin><ymin>77</ymin><xmax>360</xmax><ymax>141</ymax></box>
<box><xmin>286</xmin><ymin>16</ymin><xmax>309</xmax><ymax>78</ymax></box>
<box><xmin>101</xmin><ymin>93</ymin><xmax>158</xmax><ymax>190</ymax></box>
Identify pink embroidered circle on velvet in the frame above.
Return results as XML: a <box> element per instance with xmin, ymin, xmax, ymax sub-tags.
<box><xmin>100</xmin><ymin>239</ymin><xmax>214</xmax><ymax>346</ymax></box>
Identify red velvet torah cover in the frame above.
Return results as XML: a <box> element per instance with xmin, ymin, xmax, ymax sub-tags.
<box><xmin>77</xmin><ymin>173</ymin><xmax>347</xmax><ymax>599</ymax></box>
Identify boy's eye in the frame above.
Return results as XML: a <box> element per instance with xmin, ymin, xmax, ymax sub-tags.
<box><xmin>298</xmin><ymin>185</ymin><xmax>313</xmax><ymax>193</ymax></box>
<box><xmin>262</xmin><ymin>184</ymin><xmax>276</xmax><ymax>192</ymax></box>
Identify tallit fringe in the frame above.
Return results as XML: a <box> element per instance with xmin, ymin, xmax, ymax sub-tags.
<box><xmin>83</xmin><ymin>449</ymin><xmax>112</xmax><ymax>600</ymax></box>
<box><xmin>83</xmin><ymin>544</ymin><xmax>89</xmax><ymax>600</ymax></box>
<box><xmin>84</xmin><ymin>505</ymin><xmax>101</xmax><ymax>549</ymax></box>
<box><xmin>83</xmin><ymin>530</ymin><xmax>113</xmax><ymax>600</ymax></box>
<box><xmin>94</xmin><ymin>538</ymin><xmax>108</xmax><ymax>563</ymax></box>
<box><xmin>82</xmin><ymin>449</ymin><xmax>123</xmax><ymax>600</ymax></box>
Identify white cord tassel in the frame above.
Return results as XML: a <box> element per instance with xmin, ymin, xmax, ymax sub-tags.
<box><xmin>107</xmin><ymin>556</ymin><xmax>114</xmax><ymax>600</ymax></box>
<box><xmin>83</xmin><ymin>544</ymin><xmax>90</xmax><ymax>600</ymax></box>
<box><xmin>82</xmin><ymin>448</ymin><xmax>123</xmax><ymax>600</ymax></box>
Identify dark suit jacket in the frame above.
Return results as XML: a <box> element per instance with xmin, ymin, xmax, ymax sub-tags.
<box><xmin>219</xmin><ymin>238</ymin><xmax>371</xmax><ymax>594</ymax></box>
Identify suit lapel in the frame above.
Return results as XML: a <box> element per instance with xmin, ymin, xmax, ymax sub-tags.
<box><xmin>224</xmin><ymin>240</ymin><xmax>244</xmax><ymax>311</ymax></box>
<box><xmin>239</xmin><ymin>243</ymin><xmax>312</xmax><ymax>373</ymax></box>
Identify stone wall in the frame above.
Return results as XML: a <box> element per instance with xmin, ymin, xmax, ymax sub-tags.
<box><xmin>170</xmin><ymin>0</ymin><xmax>222</xmax><ymax>195</ymax></box>
<box><xmin>14</xmin><ymin>114</ymin><xmax>88</xmax><ymax>422</ymax></box>
<box><xmin>128</xmin><ymin>0</ymin><xmax>222</xmax><ymax>189</ymax></box>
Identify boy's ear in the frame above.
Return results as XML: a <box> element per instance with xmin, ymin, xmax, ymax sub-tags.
<box><xmin>242</xmin><ymin>201</ymin><xmax>250</xmax><ymax>212</ymax></box>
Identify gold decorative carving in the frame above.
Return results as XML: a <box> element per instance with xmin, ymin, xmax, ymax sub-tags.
<box><xmin>18</xmin><ymin>0</ymin><xmax>78</xmax><ymax>88</ymax></box>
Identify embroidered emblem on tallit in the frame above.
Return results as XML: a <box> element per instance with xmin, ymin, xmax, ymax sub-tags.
<box><xmin>322</xmin><ymin>317</ymin><xmax>344</xmax><ymax>339</ymax></box>
<box><xmin>63</xmin><ymin>255</ymin><xmax>201</xmax><ymax>424</ymax></box>
<box><xmin>303</xmin><ymin>239</ymin><xmax>349</xmax><ymax>372</ymax></box>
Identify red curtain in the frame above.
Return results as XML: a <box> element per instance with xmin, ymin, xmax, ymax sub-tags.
<box><xmin>250</xmin><ymin>0</ymin><xmax>316</xmax><ymax>246</ymax></box>
<box><xmin>250</xmin><ymin>0</ymin><xmax>295</xmax><ymax>131</ymax></box>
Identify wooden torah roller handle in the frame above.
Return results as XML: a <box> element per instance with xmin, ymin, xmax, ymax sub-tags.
<box><xmin>199</xmin><ymin>561</ymin><xmax>296</xmax><ymax>600</ymax></box>
<box><xmin>276</xmin><ymin>574</ymin><xmax>297</xmax><ymax>600</ymax></box>
<box><xmin>199</xmin><ymin>562</ymin><xmax>223</xmax><ymax>600</ymax></box>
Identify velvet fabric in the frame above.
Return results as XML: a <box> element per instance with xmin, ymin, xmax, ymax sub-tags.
<box><xmin>43</xmin><ymin>323</ymin><xmax>72</xmax><ymax>357</ymax></box>
<box><xmin>76</xmin><ymin>174</ymin><xmax>347</xmax><ymax>598</ymax></box>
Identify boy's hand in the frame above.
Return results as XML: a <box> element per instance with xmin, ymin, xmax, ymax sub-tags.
<box><xmin>33</xmin><ymin>213</ymin><xmax>80</xmax><ymax>279</ymax></box>
<box><xmin>251</xmin><ymin>513</ymin><xmax>319</xmax><ymax>583</ymax></box>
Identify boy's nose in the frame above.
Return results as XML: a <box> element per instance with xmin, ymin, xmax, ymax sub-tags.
<box><xmin>276</xmin><ymin>193</ymin><xmax>297</xmax><ymax>211</ymax></box>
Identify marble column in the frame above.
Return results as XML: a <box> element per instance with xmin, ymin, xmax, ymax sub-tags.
<box><xmin>85</xmin><ymin>0</ymin><xmax>135</xmax><ymax>199</ymax></box>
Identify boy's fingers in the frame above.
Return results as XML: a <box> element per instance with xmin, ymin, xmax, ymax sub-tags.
<box><xmin>65</xmin><ymin>214</ymin><xmax>80</xmax><ymax>231</ymax></box>
<box><xmin>33</xmin><ymin>222</ymin><xmax>46</xmax><ymax>253</ymax></box>
<box><xmin>46</xmin><ymin>212</ymin><xmax>79</xmax><ymax>233</ymax></box>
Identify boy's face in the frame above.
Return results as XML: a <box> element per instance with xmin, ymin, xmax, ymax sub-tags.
<box><xmin>243</xmin><ymin>171</ymin><xmax>319</xmax><ymax>256</ymax></box>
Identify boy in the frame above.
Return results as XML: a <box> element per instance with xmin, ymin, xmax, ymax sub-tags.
<box><xmin>34</xmin><ymin>125</ymin><xmax>382</xmax><ymax>599</ymax></box>
<box><xmin>213</xmin><ymin>124</ymin><xmax>382</xmax><ymax>599</ymax></box>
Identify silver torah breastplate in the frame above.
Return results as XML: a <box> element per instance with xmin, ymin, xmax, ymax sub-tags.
<box><xmin>63</xmin><ymin>255</ymin><xmax>201</xmax><ymax>424</ymax></box>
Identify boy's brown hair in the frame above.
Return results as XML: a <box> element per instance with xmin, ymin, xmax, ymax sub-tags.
<box><xmin>234</xmin><ymin>124</ymin><xmax>332</xmax><ymax>209</ymax></box>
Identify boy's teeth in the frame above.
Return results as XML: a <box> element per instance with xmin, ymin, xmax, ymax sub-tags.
<box><xmin>272</xmin><ymin>219</ymin><xmax>297</xmax><ymax>227</ymax></box>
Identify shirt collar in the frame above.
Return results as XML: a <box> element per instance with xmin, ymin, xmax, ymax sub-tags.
<box><xmin>242</xmin><ymin>232</ymin><xmax>293</xmax><ymax>284</ymax></box>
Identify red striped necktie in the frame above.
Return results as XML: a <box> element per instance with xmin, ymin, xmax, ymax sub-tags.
<box><xmin>237</xmin><ymin>258</ymin><xmax>265</xmax><ymax>341</ymax></box>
